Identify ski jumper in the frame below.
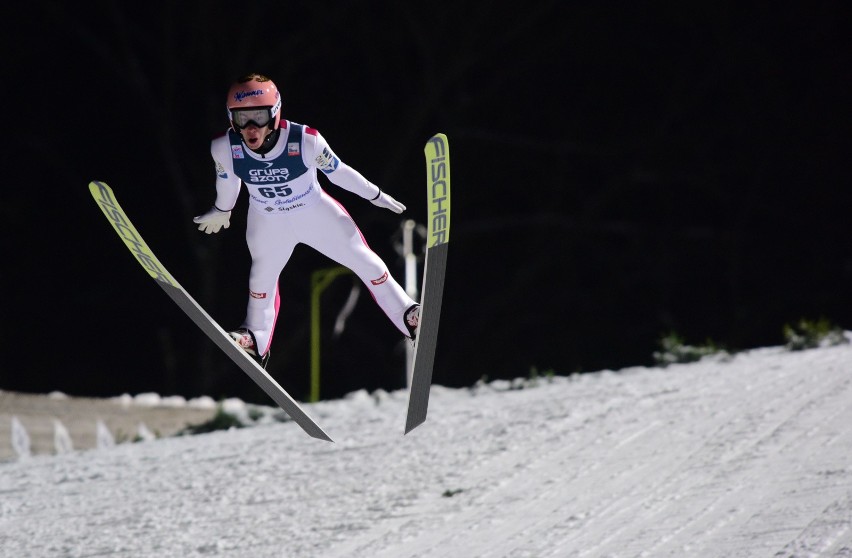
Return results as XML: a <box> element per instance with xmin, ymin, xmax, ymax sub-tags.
<box><xmin>209</xmin><ymin>120</ymin><xmax>416</xmax><ymax>356</ymax></box>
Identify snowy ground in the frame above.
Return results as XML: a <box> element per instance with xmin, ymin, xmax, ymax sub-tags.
<box><xmin>0</xmin><ymin>391</ymin><xmax>218</xmax><ymax>462</ymax></box>
<box><xmin>2</xmin><ymin>340</ymin><xmax>852</xmax><ymax>557</ymax></box>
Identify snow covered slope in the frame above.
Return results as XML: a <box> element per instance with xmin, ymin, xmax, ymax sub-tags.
<box><xmin>2</xmin><ymin>341</ymin><xmax>852</xmax><ymax>557</ymax></box>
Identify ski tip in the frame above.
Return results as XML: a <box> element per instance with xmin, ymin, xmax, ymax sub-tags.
<box><xmin>88</xmin><ymin>179</ymin><xmax>111</xmax><ymax>191</ymax></box>
<box><xmin>88</xmin><ymin>180</ymin><xmax>113</xmax><ymax>200</ymax></box>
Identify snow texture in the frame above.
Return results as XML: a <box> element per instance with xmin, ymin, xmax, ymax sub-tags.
<box><xmin>2</xmin><ymin>341</ymin><xmax>852</xmax><ymax>557</ymax></box>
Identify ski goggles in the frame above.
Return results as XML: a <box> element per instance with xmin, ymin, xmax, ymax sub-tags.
<box><xmin>231</xmin><ymin>107</ymin><xmax>273</xmax><ymax>129</ymax></box>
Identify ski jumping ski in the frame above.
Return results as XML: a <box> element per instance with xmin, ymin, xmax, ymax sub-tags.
<box><xmin>405</xmin><ymin>133</ymin><xmax>451</xmax><ymax>434</ymax></box>
<box><xmin>89</xmin><ymin>180</ymin><xmax>333</xmax><ymax>442</ymax></box>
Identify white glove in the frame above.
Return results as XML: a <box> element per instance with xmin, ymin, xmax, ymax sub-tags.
<box><xmin>370</xmin><ymin>189</ymin><xmax>406</xmax><ymax>214</ymax></box>
<box><xmin>193</xmin><ymin>206</ymin><xmax>231</xmax><ymax>234</ymax></box>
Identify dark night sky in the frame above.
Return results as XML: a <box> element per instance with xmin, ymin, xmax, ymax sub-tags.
<box><xmin>3</xmin><ymin>2</ymin><xmax>851</xmax><ymax>404</ymax></box>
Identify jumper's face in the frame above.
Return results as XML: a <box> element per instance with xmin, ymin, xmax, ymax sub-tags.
<box><xmin>231</xmin><ymin>107</ymin><xmax>275</xmax><ymax>151</ymax></box>
<box><xmin>239</xmin><ymin>123</ymin><xmax>272</xmax><ymax>151</ymax></box>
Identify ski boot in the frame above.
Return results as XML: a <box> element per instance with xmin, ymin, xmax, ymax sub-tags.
<box><xmin>229</xmin><ymin>328</ymin><xmax>270</xmax><ymax>369</ymax></box>
<box><xmin>404</xmin><ymin>304</ymin><xmax>420</xmax><ymax>341</ymax></box>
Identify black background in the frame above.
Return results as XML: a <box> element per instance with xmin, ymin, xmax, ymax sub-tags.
<box><xmin>3</xmin><ymin>2</ymin><xmax>851</xmax><ymax>404</ymax></box>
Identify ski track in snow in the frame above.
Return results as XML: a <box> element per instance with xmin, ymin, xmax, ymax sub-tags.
<box><xmin>2</xmin><ymin>343</ymin><xmax>852</xmax><ymax>557</ymax></box>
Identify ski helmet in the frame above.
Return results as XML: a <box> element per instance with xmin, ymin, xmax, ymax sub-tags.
<box><xmin>226</xmin><ymin>73</ymin><xmax>282</xmax><ymax>131</ymax></box>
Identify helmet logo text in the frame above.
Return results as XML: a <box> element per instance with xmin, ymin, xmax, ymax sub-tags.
<box><xmin>234</xmin><ymin>89</ymin><xmax>263</xmax><ymax>102</ymax></box>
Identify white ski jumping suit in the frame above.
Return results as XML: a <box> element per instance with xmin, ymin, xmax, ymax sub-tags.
<box><xmin>209</xmin><ymin>120</ymin><xmax>416</xmax><ymax>356</ymax></box>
